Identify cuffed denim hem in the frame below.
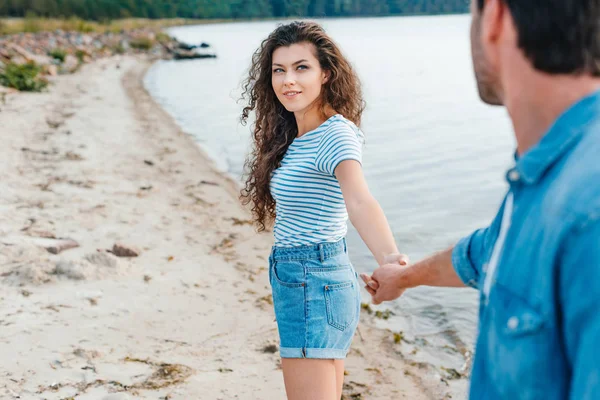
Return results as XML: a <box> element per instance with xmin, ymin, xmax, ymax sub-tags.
<box><xmin>452</xmin><ymin>235</ymin><xmax>480</xmax><ymax>289</ymax></box>
<box><xmin>280</xmin><ymin>347</ymin><xmax>348</xmax><ymax>359</ymax></box>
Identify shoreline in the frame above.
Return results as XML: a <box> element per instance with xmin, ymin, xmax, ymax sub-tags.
<box><xmin>138</xmin><ymin>61</ymin><xmax>247</xmax><ymax>204</ymax></box>
<box><xmin>0</xmin><ymin>55</ymin><xmax>463</xmax><ymax>399</ymax></box>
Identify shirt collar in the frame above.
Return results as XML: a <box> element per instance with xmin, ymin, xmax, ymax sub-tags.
<box><xmin>513</xmin><ymin>89</ymin><xmax>600</xmax><ymax>185</ymax></box>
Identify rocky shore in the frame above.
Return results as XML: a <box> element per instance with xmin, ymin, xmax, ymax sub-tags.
<box><xmin>0</xmin><ymin>28</ymin><xmax>211</xmax><ymax>93</ymax></box>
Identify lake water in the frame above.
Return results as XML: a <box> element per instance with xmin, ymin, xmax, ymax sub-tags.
<box><xmin>144</xmin><ymin>14</ymin><xmax>515</xmax><ymax>370</ymax></box>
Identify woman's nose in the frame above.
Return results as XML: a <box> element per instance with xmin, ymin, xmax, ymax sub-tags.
<box><xmin>283</xmin><ymin>72</ymin><xmax>296</xmax><ymax>86</ymax></box>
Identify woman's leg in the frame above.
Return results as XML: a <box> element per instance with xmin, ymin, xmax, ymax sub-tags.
<box><xmin>281</xmin><ymin>358</ymin><xmax>345</xmax><ymax>400</ymax></box>
<box><xmin>334</xmin><ymin>359</ymin><xmax>345</xmax><ymax>400</ymax></box>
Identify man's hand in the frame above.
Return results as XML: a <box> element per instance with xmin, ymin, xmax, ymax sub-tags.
<box><xmin>361</xmin><ymin>262</ymin><xmax>412</xmax><ymax>304</ymax></box>
<box><xmin>360</xmin><ymin>253</ymin><xmax>409</xmax><ymax>304</ymax></box>
<box><xmin>360</xmin><ymin>247</ymin><xmax>465</xmax><ymax>304</ymax></box>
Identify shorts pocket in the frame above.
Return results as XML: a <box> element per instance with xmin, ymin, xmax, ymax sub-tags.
<box><xmin>272</xmin><ymin>261</ymin><xmax>305</xmax><ymax>288</ymax></box>
<box><xmin>271</xmin><ymin>261</ymin><xmax>306</xmax><ymax>349</ymax></box>
<box><xmin>268</xmin><ymin>256</ymin><xmax>274</xmax><ymax>286</ymax></box>
<box><xmin>324</xmin><ymin>281</ymin><xmax>357</xmax><ymax>331</ymax></box>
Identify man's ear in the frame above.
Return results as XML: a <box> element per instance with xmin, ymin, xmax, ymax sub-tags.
<box><xmin>481</xmin><ymin>0</ymin><xmax>505</xmax><ymax>48</ymax></box>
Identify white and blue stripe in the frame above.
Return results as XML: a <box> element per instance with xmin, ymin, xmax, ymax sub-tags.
<box><xmin>270</xmin><ymin>114</ymin><xmax>364</xmax><ymax>247</ymax></box>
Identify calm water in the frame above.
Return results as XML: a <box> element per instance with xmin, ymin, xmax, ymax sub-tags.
<box><xmin>145</xmin><ymin>15</ymin><xmax>515</xmax><ymax>368</ymax></box>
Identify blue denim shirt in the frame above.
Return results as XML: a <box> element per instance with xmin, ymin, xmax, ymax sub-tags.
<box><xmin>452</xmin><ymin>91</ymin><xmax>600</xmax><ymax>400</ymax></box>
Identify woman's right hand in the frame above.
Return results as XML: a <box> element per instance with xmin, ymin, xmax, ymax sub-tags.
<box><xmin>383</xmin><ymin>252</ymin><xmax>409</xmax><ymax>266</ymax></box>
<box><xmin>360</xmin><ymin>253</ymin><xmax>409</xmax><ymax>297</ymax></box>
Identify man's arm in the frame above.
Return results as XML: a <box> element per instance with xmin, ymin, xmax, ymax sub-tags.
<box><xmin>363</xmin><ymin>247</ymin><xmax>463</xmax><ymax>304</ymax></box>
<box><xmin>408</xmin><ymin>246</ymin><xmax>465</xmax><ymax>287</ymax></box>
<box><xmin>560</xmin><ymin>219</ymin><xmax>600</xmax><ymax>400</ymax></box>
<box><xmin>361</xmin><ymin>198</ymin><xmax>507</xmax><ymax>304</ymax></box>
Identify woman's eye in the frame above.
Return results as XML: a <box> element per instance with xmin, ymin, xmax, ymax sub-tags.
<box><xmin>273</xmin><ymin>68</ymin><xmax>284</xmax><ymax>73</ymax></box>
<box><xmin>297</xmin><ymin>65</ymin><xmax>308</xmax><ymax>70</ymax></box>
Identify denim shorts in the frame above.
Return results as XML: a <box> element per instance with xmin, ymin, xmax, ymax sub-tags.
<box><xmin>268</xmin><ymin>238</ymin><xmax>361</xmax><ymax>359</ymax></box>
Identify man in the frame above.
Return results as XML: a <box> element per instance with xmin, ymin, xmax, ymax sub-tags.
<box><xmin>361</xmin><ymin>0</ymin><xmax>600</xmax><ymax>399</ymax></box>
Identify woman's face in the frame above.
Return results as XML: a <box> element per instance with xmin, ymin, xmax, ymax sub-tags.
<box><xmin>271</xmin><ymin>42</ymin><xmax>328</xmax><ymax>115</ymax></box>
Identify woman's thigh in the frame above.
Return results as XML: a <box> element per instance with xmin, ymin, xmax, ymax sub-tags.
<box><xmin>281</xmin><ymin>358</ymin><xmax>345</xmax><ymax>400</ymax></box>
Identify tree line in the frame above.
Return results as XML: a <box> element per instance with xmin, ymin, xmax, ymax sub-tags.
<box><xmin>0</xmin><ymin>0</ymin><xmax>469</xmax><ymax>20</ymax></box>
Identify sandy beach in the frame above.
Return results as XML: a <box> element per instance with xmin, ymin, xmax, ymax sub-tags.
<box><xmin>0</xmin><ymin>55</ymin><xmax>464</xmax><ymax>399</ymax></box>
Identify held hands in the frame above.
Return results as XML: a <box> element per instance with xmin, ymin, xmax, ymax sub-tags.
<box><xmin>360</xmin><ymin>253</ymin><xmax>410</xmax><ymax>305</ymax></box>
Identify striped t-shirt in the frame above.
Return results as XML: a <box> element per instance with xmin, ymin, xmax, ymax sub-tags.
<box><xmin>270</xmin><ymin>114</ymin><xmax>364</xmax><ymax>247</ymax></box>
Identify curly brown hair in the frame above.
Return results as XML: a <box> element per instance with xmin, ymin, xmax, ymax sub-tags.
<box><xmin>240</xmin><ymin>21</ymin><xmax>365</xmax><ymax>232</ymax></box>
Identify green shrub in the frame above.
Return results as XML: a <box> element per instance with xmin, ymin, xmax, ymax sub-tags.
<box><xmin>0</xmin><ymin>62</ymin><xmax>48</xmax><ymax>92</ymax></box>
<box><xmin>75</xmin><ymin>49</ymin><xmax>87</xmax><ymax>63</ymax></box>
<box><xmin>49</xmin><ymin>48</ymin><xmax>67</xmax><ymax>63</ymax></box>
<box><xmin>108</xmin><ymin>43</ymin><xmax>126</xmax><ymax>55</ymax></box>
<box><xmin>155</xmin><ymin>32</ymin><xmax>171</xmax><ymax>44</ymax></box>
<box><xmin>129</xmin><ymin>37</ymin><xmax>154</xmax><ymax>50</ymax></box>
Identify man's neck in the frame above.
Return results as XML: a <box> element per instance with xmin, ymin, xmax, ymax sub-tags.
<box><xmin>503</xmin><ymin>72</ymin><xmax>600</xmax><ymax>156</ymax></box>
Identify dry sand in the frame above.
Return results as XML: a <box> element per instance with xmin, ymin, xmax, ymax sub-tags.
<box><xmin>0</xmin><ymin>55</ymin><xmax>463</xmax><ymax>399</ymax></box>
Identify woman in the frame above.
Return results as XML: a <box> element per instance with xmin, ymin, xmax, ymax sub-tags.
<box><xmin>240</xmin><ymin>21</ymin><xmax>406</xmax><ymax>399</ymax></box>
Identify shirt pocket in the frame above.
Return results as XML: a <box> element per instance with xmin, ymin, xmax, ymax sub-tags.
<box><xmin>485</xmin><ymin>284</ymin><xmax>550</xmax><ymax>399</ymax></box>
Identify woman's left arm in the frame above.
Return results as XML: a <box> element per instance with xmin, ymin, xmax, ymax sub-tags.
<box><xmin>335</xmin><ymin>160</ymin><xmax>405</xmax><ymax>267</ymax></box>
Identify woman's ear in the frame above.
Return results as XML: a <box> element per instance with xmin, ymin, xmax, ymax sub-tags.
<box><xmin>323</xmin><ymin>71</ymin><xmax>331</xmax><ymax>84</ymax></box>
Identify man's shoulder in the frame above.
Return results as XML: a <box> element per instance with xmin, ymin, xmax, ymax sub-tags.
<box><xmin>546</xmin><ymin>125</ymin><xmax>600</xmax><ymax>227</ymax></box>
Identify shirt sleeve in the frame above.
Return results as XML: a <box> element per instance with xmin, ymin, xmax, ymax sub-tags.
<box><xmin>315</xmin><ymin>121</ymin><xmax>363</xmax><ymax>176</ymax></box>
<box><xmin>560</xmin><ymin>218</ymin><xmax>600</xmax><ymax>400</ymax></box>
<box><xmin>451</xmin><ymin>196</ymin><xmax>506</xmax><ymax>289</ymax></box>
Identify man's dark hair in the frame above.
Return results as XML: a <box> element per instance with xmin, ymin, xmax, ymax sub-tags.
<box><xmin>477</xmin><ymin>0</ymin><xmax>600</xmax><ymax>76</ymax></box>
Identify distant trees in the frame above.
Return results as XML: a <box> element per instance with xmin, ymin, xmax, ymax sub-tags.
<box><xmin>0</xmin><ymin>0</ymin><xmax>469</xmax><ymax>20</ymax></box>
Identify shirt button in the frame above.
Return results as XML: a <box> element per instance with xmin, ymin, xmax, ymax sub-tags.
<box><xmin>507</xmin><ymin>316</ymin><xmax>519</xmax><ymax>330</ymax></box>
<box><xmin>508</xmin><ymin>170</ymin><xmax>520</xmax><ymax>182</ymax></box>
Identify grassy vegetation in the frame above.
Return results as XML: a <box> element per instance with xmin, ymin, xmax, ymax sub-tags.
<box><xmin>155</xmin><ymin>31</ymin><xmax>172</xmax><ymax>44</ymax></box>
<box><xmin>0</xmin><ymin>62</ymin><xmax>48</xmax><ymax>92</ymax></box>
<box><xmin>0</xmin><ymin>16</ymin><xmax>225</xmax><ymax>36</ymax></box>
<box><xmin>48</xmin><ymin>47</ymin><xmax>67</xmax><ymax>62</ymax></box>
<box><xmin>75</xmin><ymin>49</ymin><xmax>87</xmax><ymax>62</ymax></box>
<box><xmin>129</xmin><ymin>37</ymin><xmax>154</xmax><ymax>50</ymax></box>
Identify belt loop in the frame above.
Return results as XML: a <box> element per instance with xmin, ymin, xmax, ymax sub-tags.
<box><xmin>342</xmin><ymin>238</ymin><xmax>347</xmax><ymax>253</ymax></box>
<box><xmin>319</xmin><ymin>243</ymin><xmax>325</xmax><ymax>262</ymax></box>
